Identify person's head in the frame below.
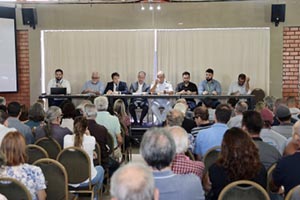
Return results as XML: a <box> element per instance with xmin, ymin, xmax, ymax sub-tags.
<box><xmin>0</xmin><ymin>110</ymin><xmax>9</xmax><ymax>126</ymax></box>
<box><xmin>113</xmin><ymin>99</ymin><xmax>127</xmax><ymax>118</ymax></box>
<box><xmin>76</xmin><ymin>100</ymin><xmax>93</xmax><ymax>114</ymax></box>
<box><xmin>91</xmin><ymin>72</ymin><xmax>100</xmax><ymax>84</ymax></box>
<box><xmin>83</xmin><ymin>103</ymin><xmax>97</xmax><ymax>120</ymax></box>
<box><xmin>242</xmin><ymin>110</ymin><xmax>263</xmax><ymax>135</ymax></box>
<box><xmin>182</xmin><ymin>71</ymin><xmax>190</xmax><ymax>84</ymax></box>
<box><xmin>166</xmin><ymin>109</ymin><xmax>184</xmax><ymax>127</ymax></box>
<box><xmin>0</xmin><ymin>131</ymin><xmax>27</xmax><ymax>166</ymax></box>
<box><xmin>0</xmin><ymin>97</ymin><xmax>6</xmax><ymax>106</ymax></box>
<box><xmin>215</xmin><ymin>104</ymin><xmax>232</xmax><ymax>124</ymax></box>
<box><xmin>45</xmin><ymin>106</ymin><xmax>63</xmax><ymax>124</ymax></box>
<box><xmin>237</xmin><ymin>73</ymin><xmax>246</xmax><ymax>86</ymax></box>
<box><xmin>286</xmin><ymin>96</ymin><xmax>297</xmax><ymax>108</ymax></box>
<box><xmin>0</xmin><ymin>105</ymin><xmax>7</xmax><ymax>113</ymax></box>
<box><xmin>173</xmin><ymin>102</ymin><xmax>187</xmax><ymax>115</ymax></box>
<box><xmin>264</xmin><ymin>96</ymin><xmax>276</xmax><ymax>112</ymax></box>
<box><xmin>140</xmin><ymin>127</ymin><xmax>176</xmax><ymax>170</ymax></box>
<box><xmin>61</xmin><ymin>101</ymin><xmax>76</xmax><ymax>119</ymax></box>
<box><xmin>55</xmin><ymin>69</ymin><xmax>63</xmax><ymax>81</ymax></box>
<box><xmin>292</xmin><ymin>120</ymin><xmax>300</xmax><ymax>146</ymax></box>
<box><xmin>94</xmin><ymin>96</ymin><xmax>109</xmax><ymax>111</ymax></box>
<box><xmin>73</xmin><ymin>116</ymin><xmax>88</xmax><ymax>147</ymax></box>
<box><xmin>176</xmin><ymin>98</ymin><xmax>187</xmax><ymax>106</ymax></box>
<box><xmin>156</xmin><ymin>71</ymin><xmax>165</xmax><ymax>84</ymax></box>
<box><xmin>111</xmin><ymin>72</ymin><xmax>120</xmax><ymax>84</ymax></box>
<box><xmin>168</xmin><ymin>126</ymin><xmax>189</xmax><ymax>154</ymax></box>
<box><xmin>234</xmin><ymin>100</ymin><xmax>248</xmax><ymax>115</ymax></box>
<box><xmin>28</xmin><ymin>102</ymin><xmax>45</xmax><ymax>122</ymax></box>
<box><xmin>260</xmin><ymin>108</ymin><xmax>274</xmax><ymax>128</ymax></box>
<box><xmin>274</xmin><ymin>98</ymin><xmax>285</xmax><ymax>113</ymax></box>
<box><xmin>137</xmin><ymin>71</ymin><xmax>146</xmax><ymax>84</ymax></box>
<box><xmin>275</xmin><ymin>104</ymin><xmax>291</xmax><ymax>122</ymax></box>
<box><xmin>19</xmin><ymin>104</ymin><xmax>28</xmax><ymax>122</ymax></box>
<box><xmin>7</xmin><ymin>101</ymin><xmax>21</xmax><ymax>117</ymax></box>
<box><xmin>217</xmin><ymin>127</ymin><xmax>261</xmax><ymax>181</ymax></box>
<box><xmin>193</xmin><ymin>106</ymin><xmax>209</xmax><ymax>125</ymax></box>
<box><xmin>110</xmin><ymin>162</ymin><xmax>159</xmax><ymax>200</ymax></box>
<box><xmin>202</xmin><ymin>97</ymin><xmax>214</xmax><ymax>109</ymax></box>
<box><xmin>254</xmin><ymin>101</ymin><xmax>266</xmax><ymax>112</ymax></box>
<box><xmin>205</xmin><ymin>68</ymin><xmax>214</xmax><ymax>81</ymax></box>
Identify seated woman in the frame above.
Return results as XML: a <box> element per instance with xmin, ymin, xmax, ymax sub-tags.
<box><xmin>204</xmin><ymin>127</ymin><xmax>267</xmax><ymax>200</ymax></box>
<box><xmin>0</xmin><ymin>131</ymin><xmax>47</xmax><ymax>200</ymax></box>
<box><xmin>63</xmin><ymin>116</ymin><xmax>104</xmax><ymax>198</ymax></box>
<box><xmin>25</xmin><ymin>102</ymin><xmax>46</xmax><ymax>131</ymax></box>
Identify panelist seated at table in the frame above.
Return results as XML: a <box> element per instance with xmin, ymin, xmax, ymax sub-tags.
<box><xmin>176</xmin><ymin>71</ymin><xmax>198</xmax><ymax>111</ymax></box>
<box><xmin>81</xmin><ymin>72</ymin><xmax>105</xmax><ymax>95</ymax></box>
<box><xmin>129</xmin><ymin>71</ymin><xmax>150</xmax><ymax>125</ymax></box>
<box><xmin>150</xmin><ymin>71</ymin><xmax>174</xmax><ymax>125</ymax></box>
<box><xmin>227</xmin><ymin>73</ymin><xmax>251</xmax><ymax>95</ymax></box>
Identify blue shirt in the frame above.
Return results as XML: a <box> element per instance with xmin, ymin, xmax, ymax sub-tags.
<box><xmin>81</xmin><ymin>80</ymin><xmax>105</xmax><ymax>95</ymax></box>
<box><xmin>198</xmin><ymin>79</ymin><xmax>222</xmax><ymax>95</ymax></box>
<box><xmin>195</xmin><ymin>123</ymin><xmax>228</xmax><ymax>157</ymax></box>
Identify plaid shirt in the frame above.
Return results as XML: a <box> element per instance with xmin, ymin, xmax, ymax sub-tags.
<box><xmin>171</xmin><ymin>153</ymin><xmax>205</xmax><ymax>179</ymax></box>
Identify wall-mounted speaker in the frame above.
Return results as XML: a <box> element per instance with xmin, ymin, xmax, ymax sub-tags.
<box><xmin>22</xmin><ymin>8</ymin><xmax>37</xmax><ymax>29</ymax></box>
<box><xmin>271</xmin><ymin>4</ymin><xmax>285</xmax><ymax>27</ymax></box>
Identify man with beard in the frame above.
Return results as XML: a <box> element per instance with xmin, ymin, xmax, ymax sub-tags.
<box><xmin>175</xmin><ymin>71</ymin><xmax>198</xmax><ymax>111</ymax></box>
<box><xmin>81</xmin><ymin>72</ymin><xmax>105</xmax><ymax>95</ymax></box>
<box><xmin>227</xmin><ymin>73</ymin><xmax>250</xmax><ymax>95</ymax></box>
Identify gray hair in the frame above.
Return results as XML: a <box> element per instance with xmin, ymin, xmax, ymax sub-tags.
<box><xmin>45</xmin><ymin>106</ymin><xmax>62</xmax><ymax>123</ymax></box>
<box><xmin>166</xmin><ymin>109</ymin><xmax>184</xmax><ymax>127</ymax></box>
<box><xmin>110</xmin><ymin>162</ymin><xmax>155</xmax><ymax>200</ymax></box>
<box><xmin>235</xmin><ymin>101</ymin><xmax>248</xmax><ymax>114</ymax></box>
<box><xmin>94</xmin><ymin>96</ymin><xmax>108</xmax><ymax>111</ymax></box>
<box><xmin>168</xmin><ymin>126</ymin><xmax>188</xmax><ymax>154</ymax></box>
<box><xmin>264</xmin><ymin>96</ymin><xmax>276</xmax><ymax>111</ymax></box>
<box><xmin>174</xmin><ymin>102</ymin><xmax>188</xmax><ymax>115</ymax></box>
<box><xmin>83</xmin><ymin>103</ymin><xmax>97</xmax><ymax>119</ymax></box>
<box><xmin>0</xmin><ymin>97</ymin><xmax>6</xmax><ymax>106</ymax></box>
<box><xmin>140</xmin><ymin>127</ymin><xmax>176</xmax><ymax>170</ymax></box>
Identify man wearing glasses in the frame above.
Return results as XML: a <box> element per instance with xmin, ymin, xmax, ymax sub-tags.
<box><xmin>81</xmin><ymin>72</ymin><xmax>105</xmax><ymax>95</ymax></box>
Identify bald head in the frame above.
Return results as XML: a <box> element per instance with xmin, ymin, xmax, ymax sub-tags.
<box><xmin>168</xmin><ymin>126</ymin><xmax>188</xmax><ymax>153</ymax></box>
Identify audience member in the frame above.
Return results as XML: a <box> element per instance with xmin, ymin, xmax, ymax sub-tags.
<box><xmin>0</xmin><ymin>110</ymin><xmax>16</xmax><ymax>144</ymax></box>
<box><xmin>129</xmin><ymin>71</ymin><xmax>150</xmax><ymax>125</ymax></box>
<box><xmin>286</xmin><ymin>96</ymin><xmax>300</xmax><ymax>120</ymax></box>
<box><xmin>260</xmin><ymin>108</ymin><xmax>287</xmax><ymax>155</ymax></box>
<box><xmin>195</xmin><ymin>104</ymin><xmax>231</xmax><ymax>159</ymax></box>
<box><xmin>60</xmin><ymin>100</ymin><xmax>76</xmax><ymax>131</ymax></box>
<box><xmin>94</xmin><ymin>96</ymin><xmax>123</xmax><ymax>162</ymax></box>
<box><xmin>271</xmin><ymin>104</ymin><xmax>293</xmax><ymax>138</ymax></box>
<box><xmin>264</xmin><ymin>95</ymin><xmax>276</xmax><ymax>112</ymax></box>
<box><xmin>140</xmin><ymin>127</ymin><xmax>205</xmax><ymax>200</ymax></box>
<box><xmin>169</xmin><ymin>126</ymin><xmax>204</xmax><ymax>179</ymax></box>
<box><xmin>81</xmin><ymin>72</ymin><xmax>105</xmax><ymax>95</ymax></box>
<box><xmin>0</xmin><ymin>131</ymin><xmax>46</xmax><ymax>200</ymax></box>
<box><xmin>35</xmin><ymin>106</ymin><xmax>72</xmax><ymax>148</ymax></box>
<box><xmin>110</xmin><ymin>162</ymin><xmax>159</xmax><ymax>200</ymax></box>
<box><xmin>204</xmin><ymin>127</ymin><xmax>267</xmax><ymax>200</ymax></box>
<box><xmin>150</xmin><ymin>71</ymin><xmax>174</xmax><ymax>125</ymax></box>
<box><xmin>242</xmin><ymin>111</ymin><xmax>281</xmax><ymax>169</ymax></box>
<box><xmin>173</xmin><ymin>102</ymin><xmax>196</xmax><ymax>133</ymax></box>
<box><xmin>254</xmin><ymin>101</ymin><xmax>266</xmax><ymax>113</ymax></box>
<box><xmin>19</xmin><ymin>104</ymin><xmax>29</xmax><ymax>123</ymax></box>
<box><xmin>175</xmin><ymin>71</ymin><xmax>198</xmax><ymax>110</ymax></box>
<box><xmin>0</xmin><ymin>96</ymin><xmax>6</xmax><ymax>106</ymax></box>
<box><xmin>191</xmin><ymin>106</ymin><xmax>214</xmax><ymax>137</ymax></box>
<box><xmin>202</xmin><ymin>97</ymin><xmax>217</xmax><ymax>121</ymax></box>
<box><xmin>227</xmin><ymin>73</ymin><xmax>250</xmax><ymax>95</ymax></box>
<box><xmin>7</xmin><ymin>102</ymin><xmax>33</xmax><ymax>144</ymax></box>
<box><xmin>165</xmin><ymin>109</ymin><xmax>184</xmax><ymax>127</ymax></box>
<box><xmin>227</xmin><ymin>100</ymin><xmax>248</xmax><ymax>128</ymax></box>
<box><xmin>284</xmin><ymin>120</ymin><xmax>300</xmax><ymax>156</ymax></box>
<box><xmin>25</xmin><ymin>102</ymin><xmax>45</xmax><ymax>130</ymax></box>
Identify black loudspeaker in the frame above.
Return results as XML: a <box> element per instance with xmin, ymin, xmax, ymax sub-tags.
<box><xmin>271</xmin><ymin>4</ymin><xmax>285</xmax><ymax>27</ymax></box>
<box><xmin>22</xmin><ymin>8</ymin><xmax>37</xmax><ymax>29</ymax></box>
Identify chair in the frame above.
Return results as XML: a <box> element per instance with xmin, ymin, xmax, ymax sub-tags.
<box><xmin>185</xmin><ymin>149</ymin><xmax>195</xmax><ymax>161</ymax></box>
<box><xmin>203</xmin><ymin>146</ymin><xmax>221</xmax><ymax>174</ymax></box>
<box><xmin>35</xmin><ymin>137</ymin><xmax>62</xmax><ymax>159</ymax></box>
<box><xmin>0</xmin><ymin>177</ymin><xmax>32</xmax><ymax>200</ymax></box>
<box><xmin>57</xmin><ymin>146</ymin><xmax>95</xmax><ymax>200</ymax></box>
<box><xmin>285</xmin><ymin>185</ymin><xmax>300</xmax><ymax>200</ymax></box>
<box><xmin>267</xmin><ymin>163</ymin><xmax>276</xmax><ymax>193</ymax></box>
<box><xmin>33</xmin><ymin>158</ymin><xmax>69</xmax><ymax>200</ymax></box>
<box><xmin>94</xmin><ymin>142</ymin><xmax>101</xmax><ymax>166</ymax></box>
<box><xmin>26</xmin><ymin>144</ymin><xmax>49</xmax><ymax>164</ymax></box>
<box><xmin>218</xmin><ymin>180</ymin><xmax>270</xmax><ymax>200</ymax></box>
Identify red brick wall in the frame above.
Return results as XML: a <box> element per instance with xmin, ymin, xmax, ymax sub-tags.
<box><xmin>283</xmin><ymin>27</ymin><xmax>300</xmax><ymax>102</ymax></box>
<box><xmin>1</xmin><ymin>30</ymin><xmax>30</xmax><ymax>107</ymax></box>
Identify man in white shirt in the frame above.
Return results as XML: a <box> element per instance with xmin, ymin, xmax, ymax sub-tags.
<box><xmin>227</xmin><ymin>73</ymin><xmax>250</xmax><ymax>95</ymax></box>
<box><xmin>150</xmin><ymin>71</ymin><xmax>174</xmax><ymax>125</ymax></box>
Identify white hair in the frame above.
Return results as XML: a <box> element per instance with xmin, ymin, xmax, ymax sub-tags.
<box><xmin>168</xmin><ymin>126</ymin><xmax>189</xmax><ymax>153</ymax></box>
<box><xmin>174</xmin><ymin>102</ymin><xmax>188</xmax><ymax>115</ymax></box>
<box><xmin>94</xmin><ymin>96</ymin><xmax>108</xmax><ymax>111</ymax></box>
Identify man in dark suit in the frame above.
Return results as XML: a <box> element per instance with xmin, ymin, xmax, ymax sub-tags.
<box><xmin>104</xmin><ymin>72</ymin><xmax>128</xmax><ymax>109</ymax></box>
<box><xmin>129</xmin><ymin>71</ymin><xmax>150</xmax><ymax>125</ymax></box>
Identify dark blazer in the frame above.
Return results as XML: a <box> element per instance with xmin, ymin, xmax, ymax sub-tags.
<box><xmin>104</xmin><ymin>81</ymin><xmax>128</xmax><ymax>94</ymax></box>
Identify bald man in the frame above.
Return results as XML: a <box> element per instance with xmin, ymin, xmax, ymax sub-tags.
<box><xmin>81</xmin><ymin>72</ymin><xmax>105</xmax><ymax>95</ymax></box>
<box><xmin>110</xmin><ymin>162</ymin><xmax>159</xmax><ymax>200</ymax></box>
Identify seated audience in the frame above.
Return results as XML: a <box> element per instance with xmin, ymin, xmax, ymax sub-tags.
<box><xmin>0</xmin><ymin>131</ymin><xmax>46</xmax><ymax>200</ymax></box>
<box><xmin>129</xmin><ymin>71</ymin><xmax>150</xmax><ymax>125</ymax></box>
<box><xmin>173</xmin><ymin>102</ymin><xmax>196</xmax><ymax>133</ymax></box>
<box><xmin>202</xmin><ymin>97</ymin><xmax>217</xmax><ymax>122</ymax></box>
<box><xmin>60</xmin><ymin>100</ymin><xmax>76</xmax><ymax>131</ymax></box>
<box><xmin>110</xmin><ymin>162</ymin><xmax>159</xmax><ymax>200</ymax></box>
<box><xmin>227</xmin><ymin>100</ymin><xmax>248</xmax><ymax>128</ymax></box>
<box><xmin>19</xmin><ymin>104</ymin><xmax>29</xmax><ymax>123</ymax></box>
<box><xmin>81</xmin><ymin>72</ymin><xmax>105</xmax><ymax>95</ymax></box>
<box><xmin>0</xmin><ymin>110</ymin><xmax>16</xmax><ymax>145</ymax></box>
<box><xmin>169</xmin><ymin>126</ymin><xmax>204</xmax><ymax>179</ymax></box>
<box><xmin>0</xmin><ymin>96</ymin><xmax>6</xmax><ymax>106</ymax></box>
<box><xmin>25</xmin><ymin>102</ymin><xmax>45</xmax><ymax>131</ymax></box>
<box><xmin>35</xmin><ymin>106</ymin><xmax>72</xmax><ymax>148</ymax></box>
<box><xmin>242</xmin><ymin>111</ymin><xmax>281</xmax><ymax>169</ymax></box>
<box><xmin>264</xmin><ymin>95</ymin><xmax>276</xmax><ymax>112</ymax></box>
<box><xmin>7</xmin><ymin>101</ymin><xmax>33</xmax><ymax>144</ymax></box>
<box><xmin>259</xmin><ymin>108</ymin><xmax>287</xmax><ymax>155</ymax></box>
<box><xmin>227</xmin><ymin>73</ymin><xmax>250</xmax><ymax>95</ymax></box>
<box><xmin>286</xmin><ymin>96</ymin><xmax>300</xmax><ymax>121</ymax></box>
<box><xmin>191</xmin><ymin>106</ymin><xmax>214</xmax><ymax>137</ymax></box>
<box><xmin>195</xmin><ymin>104</ymin><xmax>231</xmax><ymax>159</ymax></box>
<box><xmin>165</xmin><ymin>109</ymin><xmax>184</xmax><ymax>127</ymax></box>
<box><xmin>64</xmin><ymin>116</ymin><xmax>104</xmax><ymax>198</ymax></box>
<box><xmin>140</xmin><ymin>127</ymin><xmax>205</xmax><ymax>200</ymax></box>
<box><xmin>284</xmin><ymin>120</ymin><xmax>300</xmax><ymax>156</ymax></box>
<box><xmin>204</xmin><ymin>127</ymin><xmax>267</xmax><ymax>200</ymax></box>
<box><xmin>271</xmin><ymin>104</ymin><xmax>293</xmax><ymax>139</ymax></box>
<box><xmin>254</xmin><ymin>101</ymin><xmax>266</xmax><ymax>113</ymax></box>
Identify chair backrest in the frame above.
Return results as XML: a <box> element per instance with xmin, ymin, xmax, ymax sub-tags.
<box><xmin>0</xmin><ymin>177</ymin><xmax>32</xmax><ymax>200</ymax></box>
<box><xmin>57</xmin><ymin>146</ymin><xmax>92</xmax><ymax>189</ymax></box>
<box><xmin>203</xmin><ymin>146</ymin><xmax>221</xmax><ymax>174</ymax></box>
<box><xmin>26</xmin><ymin>144</ymin><xmax>49</xmax><ymax>164</ymax></box>
<box><xmin>285</xmin><ymin>185</ymin><xmax>300</xmax><ymax>200</ymax></box>
<box><xmin>94</xmin><ymin>142</ymin><xmax>101</xmax><ymax>166</ymax></box>
<box><xmin>35</xmin><ymin>137</ymin><xmax>62</xmax><ymax>159</ymax></box>
<box><xmin>185</xmin><ymin>149</ymin><xmax>196</xmax><ymax>161</ymax></box>
<box><xmin>267</xmin><ymin>163</ymin><xmax>276</xmax><ymax>193</ymax></box>
<box><xmin>218</xmin><ymin>180</ymin><xmax>270</xmax><ymax>200</ymax></box>
<box><xmin>33</xmin><ymin>158</ymin><xmax>68</xmax><ymax>200</ymax></box>
<box><xmin>106</xmin><ymin>133</ymin><xmax>114</xmax><ymax>156</ymax></box>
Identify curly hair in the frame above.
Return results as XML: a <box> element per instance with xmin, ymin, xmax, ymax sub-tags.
<box><xmin>217</xmin><ymin>127</ymin><xmax>261</xmax><ymax>181</ymax></box>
